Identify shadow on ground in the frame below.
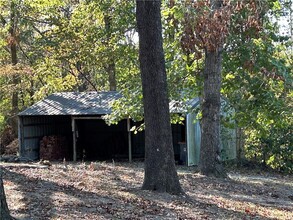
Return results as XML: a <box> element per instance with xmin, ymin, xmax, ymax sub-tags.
<box><xmin>2</xmin><ymin>162</ymin><xmax>292</xmax><ymax>220</ymax></box>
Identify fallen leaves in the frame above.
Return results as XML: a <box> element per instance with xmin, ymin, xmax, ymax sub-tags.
<box><xmin>2</xmin><ymin>162</ymin><xmax>293</xmax><ymax>220</ymax></box>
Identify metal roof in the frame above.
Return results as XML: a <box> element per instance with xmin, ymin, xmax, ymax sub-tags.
<box><xmin>18</xmin><ymin>91</ymin><xmax>199</xmax><ymax>116</ymax></box>
<box><xmin>169</xmin><ymin>98</ymin><xmax>199</xmax><ymax>114</ymax></box>
<box><xmin>18</xmin><ymin>92</ymin><xmax>122</xmax><ymax>116</ymax></box>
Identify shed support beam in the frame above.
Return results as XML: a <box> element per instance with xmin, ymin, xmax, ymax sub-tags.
<box><xmin>72</xmin><ymin>118</ymin><xmax>77</xmax><ymax>161</ymax></box>
<box><xmin>127</xmin><ymin>118</ymin><xmax>132</xmax><ymax>163</ymax></box>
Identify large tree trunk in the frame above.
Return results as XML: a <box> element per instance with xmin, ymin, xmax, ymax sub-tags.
<box><xmin>200</xmin><ymin>51</ymin><xmax>226</xmax><ymax>177</ymax></box>
<box><xmin>0</xmin><ymin>170</ymin><xmax>14</xmax><ymax>220</ymax></box>
<box><xmin>199</xmin><ymin>0</ymin><xmax>227</xmax><ymax>178</ymax></box>
<box><xmin>136</xmin><ymin>0</ymin><xmax>182</xmax><ymax>194</ymax></box>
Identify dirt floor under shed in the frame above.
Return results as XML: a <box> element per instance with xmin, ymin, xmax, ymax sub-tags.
<box><xmin>1</xmin><ymin>162</ymin><xmax>293</xmax><ymax>220</ymax></box>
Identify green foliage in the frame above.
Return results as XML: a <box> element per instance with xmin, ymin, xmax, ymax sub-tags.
<box><xmin>0</xmin><ymin>0</ymin><xmax>137</xmax><ymax>131</ymax></box>
<box><xmin>0</xmin><ymin>0</ymin><xmax>291</xmax><ymax>174</ymax></box>
<box><xmin>103</xmin><ymin>87</ymin><xmax>144</xmax><ymax>125</ymax></box>
<box><xmin>0</xmin><ymin>114</ymin><xmax>5</xmax><ymax>132</ymax></box>
<box><xmin>105</xmin><ymin>0</ymin><xmax>202</xmax><ymax>127</ymax></box>
<box><xmin>245</xmin><ymin>124</ymin><xmax>292</xmax><ymax>173</ymax></box>
<box><xmin>221</xmin><ymin>0</ymin><xmax>292</xmax><ymax>173</ymax></box>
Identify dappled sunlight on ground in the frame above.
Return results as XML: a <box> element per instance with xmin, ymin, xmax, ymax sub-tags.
<box><xmin>2</xmin><ymin>161</ymin><xmax>292</xmax><ymax>219</ymax></box>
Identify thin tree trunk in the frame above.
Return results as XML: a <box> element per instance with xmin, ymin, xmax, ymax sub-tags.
<box><xmin>106</xmin><ymin>61</ymin><xmax>116</xmax><ymax>91</ymax></box>
<box><xmin>0</xmin><ymin>169</ymin><xmax>15</xmax><ymax>220</ymax></box>
<box><xmin>104</xmin><ymin>14</ymin><xmax>117</xmax><ymax>91</ymax></box>
<box><xmin>136</xmin><ymin>0</ymin><xmax>182</xmax><ymax>195</ymax></box>
<box><xmin>76</xmin><ymin>61</ymin><xmax>89</xmax><ymax>92</ymax></box>
<box><xmin>10</xmin><ymin>1</ymin><xmax>19</xmax><ymax>138</ymax></box>
<box><xmin>29</xmin><ymin>80</ymin><xmax>34</xmax><ymax>105</ymax></box>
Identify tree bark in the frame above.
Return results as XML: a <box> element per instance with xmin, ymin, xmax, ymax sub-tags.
<box><xmin>104</xmin><ymin>14</ymin><xmax>117</xmax><ymax>91</ymax></box>
<box><xmin>136</xmin><ymin>0</ymin><xmax>182</xmax><ymax>194</ymax></box>
<box><xmin>10</xmin><ymin>1</ymin><xmax>19</xmax><ymax>138</ymax></box>
<box><xmin>0</xmin><ymin>169</ymin><xmax>15</xmax><ymax>220</ymax></box>
<box><xmin>200</xmin><ymin>51</ymin><xmax>227</xmax><ymax>177</ymax></box>
<box><xmin>199</xmin><ymin>0</ymin><xmax>227</xmax><ymax>178</ymax></box>
<box><xmin>106</xmin><ymin>61</ymin><xmax>116</xmax><ymax>91</ymax></box>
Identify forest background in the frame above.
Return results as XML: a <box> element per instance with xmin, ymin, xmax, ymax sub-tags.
<box><xmin>0</xmin><ymin>0</ymin><xmax>292</xmax><ymax>173</ymax></box>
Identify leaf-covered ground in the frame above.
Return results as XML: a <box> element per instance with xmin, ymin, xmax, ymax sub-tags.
<box><xmin>2</xmin><ymin>162</ymin><xmax>293</xmax><ymax>220</ymax></box>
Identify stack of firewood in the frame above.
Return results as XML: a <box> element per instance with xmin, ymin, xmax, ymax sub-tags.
<box><xmin>4</xmin><ymin>139</ymin><xmax>18</xmax><ymax>155</ymax></box>
<box><xmin>0</xmin><ymin>126</ymin><xmax>15</xmax><ymax>154</ymax></box>
<box><xmin>40</xmin><ymin>135</ymin><xmax>68</xmax><ymax>160</ymax></box>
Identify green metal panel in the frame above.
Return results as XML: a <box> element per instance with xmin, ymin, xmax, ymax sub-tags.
<box><xmin>187</xmin><ymin>113</ymin><xmax>201</xmax><ymax>166</ymax></box>
<box><xmin>187</xmin><ymin>108</ymin><xmax>236</xmax><ymax>166</ymax></box>
<box><xmin>187</xmin><ymin>113</ymin><xmax>195</xmax><ymax>166</ymax></box>
<box><xmin>194</xmin><ymin>117</ymin><xmax>201</xmax><ymax>165</ymax></box>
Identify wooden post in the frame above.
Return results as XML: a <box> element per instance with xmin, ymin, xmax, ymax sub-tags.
<box><xmin>71</xmin><ymin>117</ymin><xmax>77</xmax><ymax>161</ymax></box>
<box><xmin>127</xmin><ymin>118</ymin><xmax>132</xmax><ymax>162</ymax></box>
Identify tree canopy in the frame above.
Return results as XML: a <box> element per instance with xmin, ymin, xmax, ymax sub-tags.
<box><xmin>0</xmin><ymin>0</ymin><xmax>292</xmax><ymax>173</ymax></box>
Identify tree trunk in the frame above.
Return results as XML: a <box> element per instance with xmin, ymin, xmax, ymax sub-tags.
<box><xmin>199</xmin><ymin>0</ymin><xmax>227</xmax><ymax>178</ymax></box>
<box><xmin>106</xmin><ymin>61</ymin><xmax>116</xmax><ymax>91</ymax></box>
<box><xmin>104</xmin><ymin>14</ymin><xmax>117</xmax><ymax>91</ymax></box>
<box><xmin>136</xmin><ymin>0</ymin><xmax>182</xmax><ymax>194</ymax></box>
<box><xmin>10</xmin><ymin>1</ymin><xmax>19</xmax><ymax>138</ymax></box>
<box><xmin>200</xmin><ymin>51</ymin><xmax>226</xmax><ymax>177</ymax></box>
<box><xmin>0</xmin><ymin>170</ymin><xmax>14</xmax><ymax>220</ymax></box>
